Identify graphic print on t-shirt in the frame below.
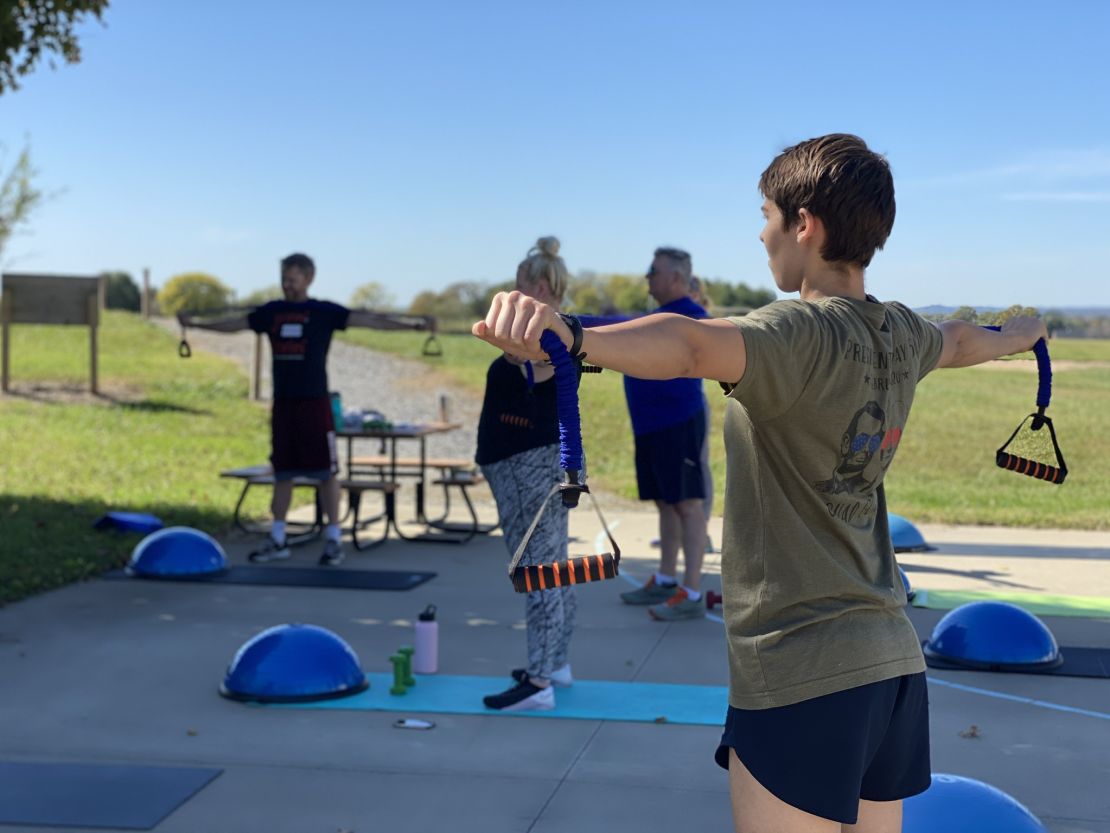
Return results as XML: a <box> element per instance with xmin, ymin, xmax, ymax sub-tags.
<box><xmin>272</xmin><ymin>311</ymin><xmax>309</xmax><ymax>360</ymax></box>
<box><xmin>814</xmin><ymin>401</ymin><xmax>905</xmax><ymax>528</ymax></box>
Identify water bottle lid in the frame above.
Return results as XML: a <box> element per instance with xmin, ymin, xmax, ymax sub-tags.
<box><xmin>419</xmin><ymin>604</ymin><xmax>437</xmax><ymax>622</ymax></box>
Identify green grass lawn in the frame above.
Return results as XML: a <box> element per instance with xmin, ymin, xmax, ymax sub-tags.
<box><xmin>0</xmin><ymin>312</ymin><xmax>272</xmax><ymax>605</ymax></box>
<box><xmin>2</xmin><ymin>317</ymin><xmax>1104</xmax><ymax>607</ymax></box>
<box><xmin>343</xmin><ymin>329</ymin><xmax>1110</xmax><ymax>530</ymax></box>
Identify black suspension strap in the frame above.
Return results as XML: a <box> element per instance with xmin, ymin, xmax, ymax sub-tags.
<box><xmin>507</xmin><ymin>329</ymin><xmax>620</xmax><ymax>593</ymax></box>
<box><xmin>986</xmin><ymin>327</ymin><xmax>1068</xmax><ymax>484</ymax></box>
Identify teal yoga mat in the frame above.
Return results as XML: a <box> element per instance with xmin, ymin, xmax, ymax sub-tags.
<box><xmin>270</xmin><ymin>673</ymin><xmax>729</xmax><ymax>726</ymax></box>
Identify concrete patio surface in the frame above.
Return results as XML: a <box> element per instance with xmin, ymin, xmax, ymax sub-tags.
<box><xmin>1</xmin><ymin>493</ymin><xmax>1107</xmax><ymax>833</ymax></box>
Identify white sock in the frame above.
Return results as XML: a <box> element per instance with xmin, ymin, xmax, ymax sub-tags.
<box><xmin>655</xmin><ymin>572</ymin><xmax>677</xmax><ymax>586</ymax></box>
<box><xmin>326</xmin><ymin>523</ymin><xmax>341</xmax><ymax>543</ymax></box>
<box><xmin>271</xmin><ymin>521</ymin><xmax>286</xmax><ymax>544</ymax></box>
<box><xmin>682</xmin><ymin>586</ymin><xmax>701</xmax><ymax>602</ymax></box>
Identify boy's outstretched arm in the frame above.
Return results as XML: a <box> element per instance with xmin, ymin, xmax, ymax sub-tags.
<box><xmin>472</xmin><ymin>291</ymin><xmax>747</xmax><ymax>383</ymax></box>
<box><xmin>176</xmin><ymin>311</ymin><xmax>249</xmax><ymax>332</ymax></box>
<box><xmin>935</xmin><ymin>316</ymin><xmax>1048</xmax><ymax>368</ymax></box>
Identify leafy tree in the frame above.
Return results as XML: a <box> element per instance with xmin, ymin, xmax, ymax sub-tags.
<box><xmin>567</xmin><ymin>283</ymin><xmax>603</xmax><ymax>315</ymax></box>
<box><xmin>101</xmin><ymin>270</ymin><xmax>139</xmax><ymax>310</ymax></box>
<box><xmin>947</xmin><ymin>306</ymin><xmax>979</xmax><ymax>324</ymax></box>
<box><xmin>607</xmin><ymin>274</ymin><xmax>651</xmax><ymax>313</ymax></box>
<box><xmin>350</xmin><ymin>280</ymin><xmax>395</xmax><ymax>310</ymax></box>
<box><xmin>1042</xmin><ymin>310</ymin><xmax>1067</xmax><ymax>338</ymax></box>
<box><xmin>1</xmin><ymin>0</ymin><xmax>109</xmax><ymax>94</ymax></box>
<box><xmin>408</xmin><ymin>290</ymin><xmax>439</xmax><ymax>317</ymax></box>
<box><xmin>0</xmin><ymin>143</ymin><xmax>42</xmax><ymax>259</ymax></box>
<box><xmin>699</xmin><ymin>278</ymin><xmax>774</xmax><ymax>311</ymax></box>
<box><xmin>158</xmin><ymin>272</ymin><xmax>233</xmax><ymax>316</ymax></box>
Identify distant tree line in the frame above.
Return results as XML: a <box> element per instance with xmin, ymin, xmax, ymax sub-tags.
<box><xmin>927</xmin><ymin>305</ymin><xmax>1110</xmax><ymax>338</ymax></box>
<box><xmin>109</xmin><ymin>273</ymin><xmax>1110</xmax><ymax>340</ymax></box>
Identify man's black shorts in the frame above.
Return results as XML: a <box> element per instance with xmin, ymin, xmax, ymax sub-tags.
<box><xmin>634</xmin><ymin>409</ymin><xmax>707</xmax><ymax>504</ymax></box>
<box><xmin>715</xmin><ymin>673</ymin><xmax>931</xmax><ymax>824</ymax></box>
<box><xmin>270</xmin><ymin>397</ymin><xmax>337</xmax><ymax>479</ymax></box>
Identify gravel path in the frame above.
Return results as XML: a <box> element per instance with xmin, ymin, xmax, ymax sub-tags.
<box><xmin>161</xmin><ymin>319</ymin><xmax>482</xmax><ymax>463</ymax></box>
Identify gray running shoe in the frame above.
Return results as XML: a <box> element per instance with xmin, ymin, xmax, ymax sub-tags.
<box><xmin>620</xmin><ymin>577</ymin><xmax>678</xmax><ymax>605</ymax></box>
<box><xmin>318</xmin><ymin>539</ymin><xmax>344</xmax><ymax>566</ymax></box>
<box><xmin>248</xmin><ymin>537</ymin><xmax>291</xmax><ymax>563</ymax></box>
<box><xmin>648</xmin><ymin>589</ymin><xmax>706</xmax><ymax>621</ymax></box>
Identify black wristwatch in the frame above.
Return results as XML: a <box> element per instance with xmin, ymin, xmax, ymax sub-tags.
<box><xmin>556</xmin><ymin>312</ymin><xmax>584</xmax><ymax>359</ymax></box>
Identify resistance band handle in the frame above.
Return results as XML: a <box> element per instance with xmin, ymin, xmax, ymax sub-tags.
<box><xmin>540</xmin><ymin>331</ymin><xmax>584</xmax><ymax>506</ymax></box>
<box><xmin>421</xmin><ymin>333</ymin><xmax>442</xmax><ymax>356</ymax></box>
<box><xmin>996</xmin><ymin>451</ymin><xmax>1067</xmax><ymax>485</ymax></box>
<box><xmin>178</xmin><ymin>322</ymin><xmax>192</xmax><ymax>358</ymax></box>
<box><xmin>511</xmin><ymin>553</ymin><xmax>619</xmax><ymax>593</ymax></box>
<box><xmin>983</xmin><ymin>325</ymin><xmax>1051</xmax><ymax>416</ymax></box>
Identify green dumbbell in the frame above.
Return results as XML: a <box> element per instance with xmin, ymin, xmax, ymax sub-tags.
<box><xmin>389</xmin><ymin>654</ymin><xmax>408</xmax><ymax>695</ymax></box>
<box><xmin>397</xmin><ymin>646</ymin><xmax>416</xmax><ymax>687</ymax></box>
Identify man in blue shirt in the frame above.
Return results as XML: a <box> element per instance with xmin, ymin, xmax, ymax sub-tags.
<box><xmin>618</xmin><ymin>247</ymin><xmax>710</xmax><ymax>620</ymax></box>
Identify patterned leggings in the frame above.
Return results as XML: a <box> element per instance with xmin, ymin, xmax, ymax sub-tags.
<box><xmin>482</xmin><ymin>444</ymin><xmax>576</xmax><ymax>681</ymax></box>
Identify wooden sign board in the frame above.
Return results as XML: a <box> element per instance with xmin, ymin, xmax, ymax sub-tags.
<box><xmin>1</xmin><ymin>273</ymin><xmax>101</xmax><ymax>325</ymax></box>
<box><xmin>1</xmin><ymin>273</ymin><xmax>105</xmax><ymax>393</ymax></box>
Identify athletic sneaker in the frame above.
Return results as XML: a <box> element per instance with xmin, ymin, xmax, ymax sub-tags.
<box><xmin>511</xmin><ymin>663</ymin><xmax>573</xmax><ymax>687</ymax></box>
<box><xmin>483</xmin><ymin>676</ymin><xmax>555</xmax><ymax>712</ymax></box>
<box><xmin>318</xmin><ymin>539</ymin><xmax>344</xmax><ymax>566</ymax></box>
<box><xmin>248</xmin><ymin>537</ymin><xmax>291</xmax><ymax>563</ymax></box>
<box><xmin>620</xmin><ymin>576</ymin><xmax>678</xmax><ymax>605</ymax></box>
<box><xmin>648</xmin><ymin>588</ymin><xmax>706</xmax><ymax>621</ymax></box>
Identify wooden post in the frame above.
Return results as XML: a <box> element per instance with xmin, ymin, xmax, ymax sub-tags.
<box><xmin>88</xmin><ymin>291</ymin><xmax>99</xmax><ymax>394</ymax></box>
<box><xmin>142</xmin><ymin>268</ymin><xmax>151</xmax><ymax>319</ymax></box>
<box><xmin>251</xmin><ymin>332</ymin><xmax>263</xmax><ymax>400</ymax></box>
<box><xmin>1</xmin><ymin>289</ymin><xmax>11</xmax><ymax>393</ymax></box>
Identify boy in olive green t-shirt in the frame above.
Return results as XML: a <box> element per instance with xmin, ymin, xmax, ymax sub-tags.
<box><xmin>473</xmin><ymin>134</ymin><xmax>1047</xmax><ymax>833</ymax></box>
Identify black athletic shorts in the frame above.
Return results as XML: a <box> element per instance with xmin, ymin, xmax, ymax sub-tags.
<box><xmin>270</xmin><ymin>397</ymin><xmax>337</xmax><ymax>480</ymax></box>
<box><xmin>633</xmin><ymin>410</ymin><xmax>707</xmax><ymax>504</ymax></box>
<box><xmin>715</xmin><ymin>673</ymin><xmax>931</xmax><ymax>824</ymax></box>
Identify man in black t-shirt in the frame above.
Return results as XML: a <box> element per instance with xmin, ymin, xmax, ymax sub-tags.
<box><xmin>179</xmin><ymin>252</ymin><xmax>431</xmax><ymax>566</ymax></box>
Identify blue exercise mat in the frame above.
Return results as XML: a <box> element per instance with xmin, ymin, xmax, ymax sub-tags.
<box><xmin>271</xmin><ymin>673</ymin><xmax>729</xmax><ymax>725</ymax></box>
<box><xmin>0</xmin><ymin>761</ymin><xmax>221</xmax><ymax>830</ymax></box>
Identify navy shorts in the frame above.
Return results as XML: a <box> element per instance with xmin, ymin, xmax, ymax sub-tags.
<box><xmin>270</xmin><ymin>397</ymin><xmax>337</xmax><ymax>479</ymax></box>
<box><xmin>634</xmin><ymin>410</ymin><xmax>707</xmax><ymax>504</ymax></box>
<box><xmin>715</xmin><ymin>673</ymin><xmax>931</xmax><ymax>824</ymax></box>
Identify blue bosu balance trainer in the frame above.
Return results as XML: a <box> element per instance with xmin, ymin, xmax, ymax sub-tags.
<box><xmin>889</xmin><ymin>513</ymin><xmax>929</xmax><ymax>553</ymax></box>
<box><xmin>220</xmin><ymin>624</ymin><xmax>369</xmax><ymax>703</ymax></box>
<box><xmin>127</xmin><ymin>527</ymin><xmax>227</xmax><ymax>577</ymax></box>
<box><xmin>923</xmin><ymin>601</ymin><xmax>1062</xmax><ymax>671</ymax></box>
<box><xmin>898</xmin><ymin>565</ymin><xmax>915</xmax><ymax>603</ymax></box>
<box><xmin>903</xmin><ymin>773</ymin><xmax>1048</xmax><ymax>833</ymax></box>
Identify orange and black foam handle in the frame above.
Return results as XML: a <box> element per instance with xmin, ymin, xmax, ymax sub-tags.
<box><xmin>995</xmin><ymin>450</ymin><xmax>1067</xmax><ymax>484</ymax></box>
<box><xmin>511</xmin><ymin>553</ymin><xmax>619</xmax><ymax>593</ymax></box>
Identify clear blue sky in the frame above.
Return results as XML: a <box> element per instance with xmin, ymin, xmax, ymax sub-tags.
<box><xmin>3</xmin><ymin>0</ymin><xmax>1109</xmax><ymax>310</ymax></box>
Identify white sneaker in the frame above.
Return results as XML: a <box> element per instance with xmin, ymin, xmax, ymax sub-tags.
<box><xmin>248</xmin><ymin>537</ymin><xmax>291</xmax><ymax>563</ymax></box>
<box><xmin>512</xmin><ymin>663</ymin><xmax>573</xmax><ymax>687</ymax></box>
<box><xmin>318</xmin><ymin>539</ymin><xmax>344</xmax><ymax>566</ymax></box>
<box><xmin>483</xmin><ymin>677</ymin><xmax>555</xmax><ymax>711</ymax></box>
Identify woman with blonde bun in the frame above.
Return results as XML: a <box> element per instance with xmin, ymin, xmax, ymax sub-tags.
<box><xmin>476</xmin><ymin>237</ymin><xmax>577</xmax><ymax>711</ymax></box>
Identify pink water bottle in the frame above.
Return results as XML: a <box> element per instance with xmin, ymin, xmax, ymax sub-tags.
<box><xmin>413</xmin><ymin>604</ymin><xmax>438</xmax><ymax>674</ymax></box>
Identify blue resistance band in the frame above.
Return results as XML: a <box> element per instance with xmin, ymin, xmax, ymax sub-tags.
<box><xmin>982</xmin><ymin>326</ymin><xmax>1067</xmax><ymax>484</ymax></box>
<box><xmin>505</xmin><ymin>330</ymin><xmax>620</xmax><ymax>592</ymax></box>
<box><xmin>984</xmin><ymin>326</ymin><xmax>1052</xmax><ymax>414</ymax></box>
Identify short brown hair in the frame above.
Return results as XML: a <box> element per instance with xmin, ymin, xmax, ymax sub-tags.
<box><xmin>281</xmin><ymin>252</ymin><xmax>316</xmax><ymax>278</ymax></box>
<box><xmin>759</xmin><ymin>134</ymin><xmax>895</xmax><ymax>268</ymax></box>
